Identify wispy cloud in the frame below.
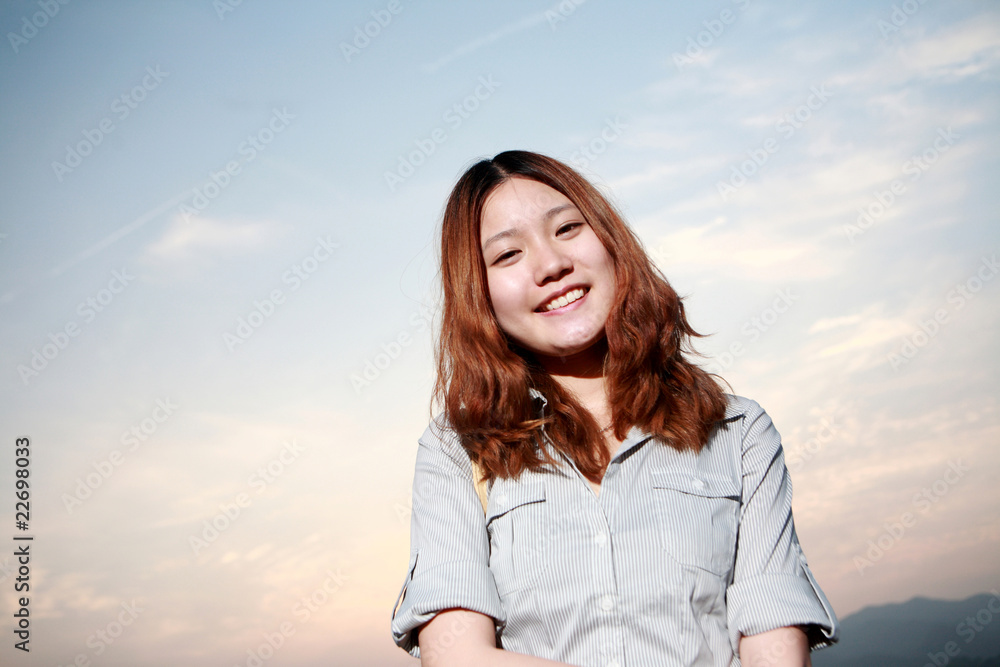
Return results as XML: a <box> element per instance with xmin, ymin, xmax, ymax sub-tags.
<box><xmin>421</xmin><ymin>11</ymin><xmax>548</xmax><ymax>72</ymax></box>
<box><xmin>48</xmin><ymin>190</ymin><xmax>192</xmax><ymax>278</ymax></box>
<box><xmin>144</xmin><ymin>215</ymin><xmax>286</xmax><ymax>263</ymax></box>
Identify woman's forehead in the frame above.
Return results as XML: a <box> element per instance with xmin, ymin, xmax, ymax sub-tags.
<box><xmin>481</xmin><ymin>178</ymin><xmax>576</xmax><ymax>230</ymax></box>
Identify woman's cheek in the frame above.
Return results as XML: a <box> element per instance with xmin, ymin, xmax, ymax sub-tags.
<box><xmin>489</xmin><ymin>275</ymin><xmax>528</xmax><ymax>322</ymax></box>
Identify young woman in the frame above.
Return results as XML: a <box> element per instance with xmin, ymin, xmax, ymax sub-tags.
<box><xmin>391</xmin><ymin>150</ymin><xmax>838</xmax><ymax>666</ymax></box>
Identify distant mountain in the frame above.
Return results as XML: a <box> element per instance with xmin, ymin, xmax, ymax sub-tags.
<box><xmin>812</xmin><ymin>593</ymin><xmax>1000</xmax><ymax>667</ymax></box>
<box><xmin>815</xmin><ymin>658</ymin><xmax>1000</xmax><ymax>667</ymax></box>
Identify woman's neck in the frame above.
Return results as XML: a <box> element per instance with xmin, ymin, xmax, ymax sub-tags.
<box><xmin>537</xmin><ymin>340</ymin><xmax>612</xmax><ymax>427</ymax></box>
<box><xmin>559</xmin><ymin>374</ymin><xmax>612</xmax><ymax>425</ymax></box>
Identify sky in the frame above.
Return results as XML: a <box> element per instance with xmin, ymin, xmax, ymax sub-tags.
<box><xmin>0</xmin><ymin>0</ymin><xmax>998</xmax><ymax>665</ymax></box>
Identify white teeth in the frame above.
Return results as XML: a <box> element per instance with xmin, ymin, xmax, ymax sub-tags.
<box><xmin>543</xmin><ymin>288</ymin><xmax>586</xmax><ymax>312</ymax></box>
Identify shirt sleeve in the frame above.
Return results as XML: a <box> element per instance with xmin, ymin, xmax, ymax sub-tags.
<box><xmin>725</xmin><ymin>398</ymin><xmax>839</xmax><ymax>653</ymax></box>
<box><xmin>390</xmin><ymin>417</ymin><xmax>506</xmax><ymax>657</ymax></box>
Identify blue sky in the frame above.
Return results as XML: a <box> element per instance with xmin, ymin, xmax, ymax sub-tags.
<box><xmin>1</xmin><ymin>1</ymin><xmax>998</xmax><ymax>665</ymax></box>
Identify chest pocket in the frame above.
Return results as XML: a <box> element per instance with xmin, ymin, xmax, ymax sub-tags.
<box><xmin>651</xmin><ymin>470</ymin><xmax>740</xmax><ymax>577</ymax></box>
<box><xmin>486</xmin><ymin>481</ymin><xmax>548</xmax><ymax>598</ymax></box>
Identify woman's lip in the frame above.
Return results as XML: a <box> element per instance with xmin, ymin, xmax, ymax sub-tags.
<box><xmin>537</xmin><ymin>287</ymin><xmax>589</xmax><ymax>314</ymax></box>
<box><xmin>535</xmin><ymin>285</ymin><xmax>589</xmax><ymax>312</ymax></box>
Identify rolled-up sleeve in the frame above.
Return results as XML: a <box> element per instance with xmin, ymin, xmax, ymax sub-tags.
<box><xmin>725</xmin><ymin>399</ymin><xmax>839</xmax><ymax>652</ymax></box>
<box><xmin>391</xmin><ymin>418</ymin><xmax>505</xmax><ymax>657</ymax></box>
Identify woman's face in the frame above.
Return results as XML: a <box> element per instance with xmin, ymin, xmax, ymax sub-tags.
<box><xmin>479</xmin><ymin>177</ymin><xmax>616</xmax><ymax>364</ymax></box>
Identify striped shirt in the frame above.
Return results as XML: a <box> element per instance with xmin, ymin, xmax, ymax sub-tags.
<box><xmin>391</xmin><ymin>393</ymin><xmax>838</xmax><ymax>666</ymax></box>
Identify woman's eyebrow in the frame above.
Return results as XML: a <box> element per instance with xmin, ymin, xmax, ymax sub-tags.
<box><xmin>481</xmin><ymin>204</ymin><xmax>579</xmax><ymax>251</ymax></box>
<box><xmin>543</xmin><ymin>203</ymin><xmax>575</xmax><ymax>221</ymax></box>
<box><xmin>482</xmin><ymin>226</ymin><xmax>521</xmax><ymax>251</ymax></box>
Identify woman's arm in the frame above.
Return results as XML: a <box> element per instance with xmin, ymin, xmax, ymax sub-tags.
<box><xmin>391</xmin><ymin>422</ymin><xmax>507</xmax><ymax>655</ymax></box>
<box><xmin>418</xmin><ymin>609</ymin><xmax>576</xmax><ymax>667</ymax></box>
<box><xmin>738</xmin><ymin>625</ymin><xmax>811</xmax><ymax>667</ymax></box>
<box><xmin>724</xmin><ymin>399</ymin><xmax>838</xmax><ymax>651</ymax></box>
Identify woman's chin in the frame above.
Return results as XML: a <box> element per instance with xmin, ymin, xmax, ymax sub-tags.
<box><xmin>532</xmin><ymin>337</ymin><xmax>608</xmax><ymax>373</ymax></box>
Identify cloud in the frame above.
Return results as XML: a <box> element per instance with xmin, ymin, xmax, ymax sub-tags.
<box><xmin>421</xmin><ymin>10</ymin><xmax>549</xmax><ymax>72</ymax></box>
<box><xmin>808</xmin><ymin>312</ymin><xmax>864</xmax><ymax>334</ymax></box>
<box><xmin>144</xmin><ymin>215</ymin><xmax>286</xmax><ymax>263</ymax></box>
<box><xmin>896</xmin><ymin>16</ymin><xmax>1000</xmax><ymax>82</ymax></box>
<box><xmin>643</xmin><ymin>203</ymin><xmax>837</xmax><ymax>283</ymax></box>
<box><xmin>812</xmin><ymin>313</ymin><xmax>911</xmax><ymax>363</ymax></box>
<box><xmin>48</xmin><ymin>189</ymin><xmax>193</xmax><ymax>278</ymax></box>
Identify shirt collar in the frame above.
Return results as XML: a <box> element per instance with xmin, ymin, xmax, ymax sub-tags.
<box><xmin>528</xmin><ymin>386</ymin><xmax>547</xmax><ymax>410</ymax></box>
<box><xmin>529</xmin><ymin>386</ymin><xmax>651</xmax><ymax>460</ymax></box>
<box><xmin>530</xmin><ymin>388</ymin><xmax>745</xmax><ymax>459</ymax></box>
<box><xmin>530</xmin><ymin>388</ymin><xmax>744</xmax><ymax>419</ymax></box>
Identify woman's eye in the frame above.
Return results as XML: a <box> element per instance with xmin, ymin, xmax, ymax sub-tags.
<box><xmin>493</xmin><ymin>250</ymin><xmax>518</xmax><ymax>264</ymax></box>
<box><xmin>557</xmin><ymin>222</ymin><xmax>583</xmax><ymax>235</ymax></box>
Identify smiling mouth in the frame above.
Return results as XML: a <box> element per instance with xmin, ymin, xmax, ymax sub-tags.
<box><xmin>539</xmin><ymin>287</ymin><xmax>588</xmax><ymax>312</ymax></box>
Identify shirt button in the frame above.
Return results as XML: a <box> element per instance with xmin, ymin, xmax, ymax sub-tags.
<box><xmin>607</xmin><ymin>662</ymin><xmax>621</xmax><ymax>667</ymax></box>
<box><xmin>495</xmin><ymin>493</ymin><xmax>508</xmax><ymax>506</ymax></box>
<box><xmin>594</xmin><ymin>531</ymin><xmax>608</xmax><ymax>546</ymax></box>
<box><xmin>691</xmin><ymin>477</ymin><xmax>706</xmax><ymax>491</ymax></box>
<box><xmin>600</xmin><ymin>594</ymin><xmax>615</xmax><ymax>611</ymax></box>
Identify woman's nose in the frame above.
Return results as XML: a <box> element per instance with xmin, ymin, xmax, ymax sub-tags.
<box><xmin>533</xmin><ymin>241</ymin><xmax>573</xmax><ymax>286</ymax></box>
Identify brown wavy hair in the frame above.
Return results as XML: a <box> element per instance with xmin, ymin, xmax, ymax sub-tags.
<box><xmin>434</xmin><ymin>150</ymin><xmax>727</xmax><ymax>482</ymax></box>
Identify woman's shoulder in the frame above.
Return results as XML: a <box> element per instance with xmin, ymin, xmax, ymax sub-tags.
<box><xmin>721</xmin><ymin>393</ymin><xmax>767</xmax><ymax>421</ymax></box>
<box><xmin>717</xmin><ymin>394</ymin><xmax>779</xmax><ymax>446</ymax></box>
<box><xmin>715</xmin><ymin>394</ymin><xmax>785</xmax><ymax>459</ymax></box>
<box><xmin>417</xmin><ymin>411</ymin><xmax>473</xmax><ymax>468</ymax></box>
